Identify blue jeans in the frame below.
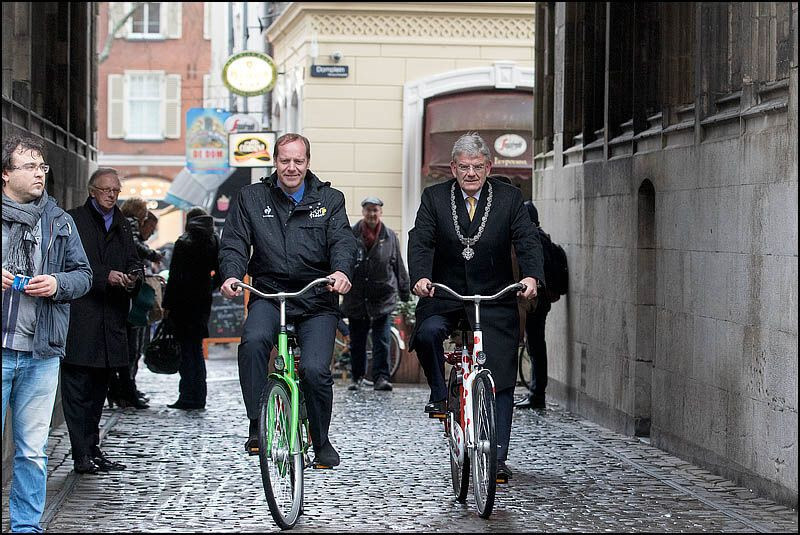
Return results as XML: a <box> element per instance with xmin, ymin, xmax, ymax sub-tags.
<box><xmin>348</xmin><ymin>314</ymin><xmax>391</xmax><ymax>382</ymax></box>
<box><xmin>2</xmin><ymin>348</ymin><xmax>60</xmax><ymax>533</ymax></box>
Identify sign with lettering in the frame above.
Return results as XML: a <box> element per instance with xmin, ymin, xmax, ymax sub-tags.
<box><xmin>222</xmin><ymin>51</ymin><xmax>277</xmax><ymax>97</ymax></box>
<box><xmin>186</xmin><ymin>108</ymin><xmax>231</xmax><ymax>174</ymax></box>
<box><xmin>229</xmin><ymin>131</ymin><xmax>277</xmax><ymax>167</ymax></box>
<box><xmin>310</xmin><ymin>65</ymin><xmax>349</xmax><ymax>78</ymax></box>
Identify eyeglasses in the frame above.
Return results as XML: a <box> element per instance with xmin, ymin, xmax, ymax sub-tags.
<box><xmin>92</xmin><ymin>186</ymin><xmax>122</xmax><ymax>196</ymax></box>
<box><xmin>10</xmin><ymin>163</ymin><xmax>50</xmax><ymax>173</ymax></box>
<box><xmin>455</xmin><ymin>163</ymin><xmax>486</xmax><ymax>174</ymax></box>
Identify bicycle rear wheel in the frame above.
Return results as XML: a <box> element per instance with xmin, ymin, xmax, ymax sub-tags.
<box><xmin>259</xmin><ymin>379</ymin><xmax>303</xmax><ymax>529</ymax></box>
<box><xmin>471</xmin><ymin>373</ymin><xmax>497</xmax><ymax>518</ymax></box>
<box><xmin>446</xmin><ymin>367</ymin><xmax>469</xmax><ymax>502</ymax></box>
<box><xmin>365</xmin><ymin>333</ymin><xmax>402</xmax><ymax>380</ymax></box>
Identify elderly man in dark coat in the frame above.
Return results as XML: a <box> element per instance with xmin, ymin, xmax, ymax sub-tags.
<box><xmin>62</xmin><ymin>167</ymin><xmax>142</xmax><ymax>474</ymax></box>
<box><xmin>408</xmin><ymin>132</ymin><xmax>543</xmax><ymax>483</ymax></box>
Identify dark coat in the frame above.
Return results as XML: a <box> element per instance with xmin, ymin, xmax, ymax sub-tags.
<box><xmin>162</xmin><ymin>215</ymin><xmax>221</xmax><ymax>340</ymax></box>
<box><xmin>218</xmin><ymin>171</ymin><xmax>356</xmax><ymax>318</ymax></box>
<box><xmin>64</xmin><ymin>199</ymin><xmax>142</xmax><ymax>368</ymax></box>
<box><xmin>407</xmin><ymin>177</ymin><xmax>544</xmax><ymax>390</ymax></box>
<box><xmin>340</xmin><ymin>220</ymin><xmax>410</xmax><ymax>319</ymax></box>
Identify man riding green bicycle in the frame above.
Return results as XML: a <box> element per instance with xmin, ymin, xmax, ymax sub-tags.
<box><xmin>219</xmin><ymin>133</ymin><xmax>356</xmax><ymax>468</ymax></box>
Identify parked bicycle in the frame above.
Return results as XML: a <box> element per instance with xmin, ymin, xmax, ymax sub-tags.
<box><xmin>331</xmin><ymin>318</ymin><xmax>405</xmax><ymax>381</ymax></box>
<box><xmin>431</xmin><ymin>281</ymin><xmax>525</xmax><ymax>519</ymax></box>
<box><xmin>232</xmin><ymin>277</ymin><xmax>333</xmax><ymax>530</ymax></box>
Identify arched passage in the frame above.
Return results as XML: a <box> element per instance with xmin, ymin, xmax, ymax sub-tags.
<box><xmin>634</xmin><ymin>179</ymin><xmax>656</xmax><ymax>436</ymax></box>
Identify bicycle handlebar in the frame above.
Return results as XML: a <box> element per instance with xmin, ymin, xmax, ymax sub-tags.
<box><xmin>232</xmin><ymin>277</ymin><xmax>334</xmax><ymax>300</ymax></box>
<box><xmin>429</xmin><ymin>282</ymin><xmax>526</xmax><ymax>302</ymax></box>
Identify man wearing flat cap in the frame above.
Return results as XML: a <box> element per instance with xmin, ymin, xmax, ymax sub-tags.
<box><xmin>341</xmin><ymin>196</ymin><xmax>410</xmax><ymax>391</ymax></box>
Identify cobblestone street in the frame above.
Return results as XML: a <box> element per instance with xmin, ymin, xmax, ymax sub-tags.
<box><xmin>3</xmin><ymin>349</ymin><xmax>798</xmax><ymax>532</ymax></box>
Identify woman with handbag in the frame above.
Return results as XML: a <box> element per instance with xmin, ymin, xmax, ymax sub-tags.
<box><xmin>162</xmin><ymin>207</ymin><xmax>220</xmax><ymax>409</ymax></box>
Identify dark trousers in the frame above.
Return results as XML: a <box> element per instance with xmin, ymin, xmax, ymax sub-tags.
<box><xmin>176</xmin><ymin>335</ymin><xmax>206</xmax><ymax>406</ymax></box>
<box><xmin>524</xmin><ymin>300</ymin><xmax>551</xmax><ymax>398</ymax></box>
<box><xmin>238</xmin><ymin>299</ymin><xmax>338</xmax><ymax>454</ymax></box>
<box><xmin>108</xmin><ymin>324</ymin><xmax>145</xmax><ymax>401</ymax></box>
<box><xmin>61</xmin><ymin>363</ymin><xmax>109</xmax><ymax>460</ymax></box>
<box><xmin>348</xmin><ymin>314</ymin><xmax>391</xmax><ymax>381</ymax></box>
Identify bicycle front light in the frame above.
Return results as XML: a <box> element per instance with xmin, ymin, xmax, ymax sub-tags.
<box><xmin>475</xmin><ymin>351</ymin><xmax>487</xmax><ymax>365</ymax></box>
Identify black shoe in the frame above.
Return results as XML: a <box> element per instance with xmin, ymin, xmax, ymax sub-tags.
<box><xmin>424</xmin><ymin>399</ymin><xmax>447</xmax><ymax>415</ymax></box>
<box><xmin>92</xmin><ymin>449</ymin><xmax>126</xmax><ymax>471</ymax></box>
<box><xmin>514</xmin><ymin>394</ymin><xmax>545</xmax><ymax>410</ymax></box>
<box><xmin>373</xmin><ymin>377</ymin><xmax>393</xmax><ymax>391</ymax></box>
<box><xmin>74</xmin><ymin>455</ymin><xmax>100</xmax><ymax>475</ymax></box>
<box><xmin>136</xmin><ymin>390</ymin><xmax>150</xmax><ymax>402</ymax></box>
<box><xmin>167</xmin><ymin>400</ymin><xmax>205</xmax><ymax>410</ymax></box>
<box><xmin>496</xmin><ymin>461</ymin><xmax>513</xmax><ymax>483</ymax></box>
<box><xmin>313</xmin><ymin>443</ymin><xmax>340</xmax><ymax>468</ymax></box>
<box><xmin>347</xmin><ymin>379</ymin><xmax>360</xmax><ymax>391</ymax></box>
<box><xmin>245</xmin><ymin>419</ymin><xmax>259</xmax><ymax>455</ymax></box>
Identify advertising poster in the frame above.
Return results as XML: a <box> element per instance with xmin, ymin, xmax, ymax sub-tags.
<box><xmin>186</xmin><ymin>108</ymin><xmax>231</xmax><ymax>174</ymax></box>
<box><xmin>228</xmin><ymin>131</ymin><xmax>277</xmax><ymax>167</ymax></box>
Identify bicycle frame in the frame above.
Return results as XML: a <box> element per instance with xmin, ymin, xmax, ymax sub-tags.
<box><xmin>233</xmin><ymin>277</ymin><xmax>333</xmax><ymax>461</ymax></box>
<box><xmin>433</xmin><ymin>282</ymin><xmax>525</xmax><ymax>466</ymax></box>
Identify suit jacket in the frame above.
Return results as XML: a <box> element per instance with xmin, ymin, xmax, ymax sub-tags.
<box><xmin>64</xmin><ymin>199</ymin><xmax>141</xmax><ymax>368</ymax></box>
<box><xmin>407</xmin><ymin>177</ymin><xmax>544</xmax><ymax>389</ymax></box>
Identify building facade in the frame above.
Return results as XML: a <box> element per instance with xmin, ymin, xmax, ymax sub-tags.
<box><xmin>265</xmin><ymin>2</ymin><xmax>535</xmax><ymax>244</ymax></box>
<box><xmin>533</xmin><ymin>2</ymin><xmax>797</xmax><ymax>506</ymax></box>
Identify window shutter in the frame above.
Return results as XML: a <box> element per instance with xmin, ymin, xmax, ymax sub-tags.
<box><xmin>164</xmin><ymin>74</ymin><xmax>181</xmax><ymax>139</ymax></box>
<box><xmin>203</xmin><ymin>2</ymin><xmax>211</xmax><ymax>40</ymax></box>
<box><xmin>108</xmin><ymin>74</ymin><xmax>125</xmax><ymax>139</ymax></box>
<box><xmin>108</xmin><ymin>2</ymin><xmax>129</xmax><ymax>38</ymax></box>
<box><xmin>166</xmin><ymin>2</ymin><xmax>182</xmax><ymax>39</ymax></box>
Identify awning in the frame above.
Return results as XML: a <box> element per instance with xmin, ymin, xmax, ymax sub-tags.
<box><xmin>165</xmin><ymin>167</ymin><xmax>234</xmax><ymax>212</ymax></box>
<box><xmin>423</xmin><ymin>90</ymin><xmax>533</xmax><ymax>181</ymax></box>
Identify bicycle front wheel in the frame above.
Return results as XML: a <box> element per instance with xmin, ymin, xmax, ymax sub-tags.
<box><xmin>471</xmin><ymin>373</ymin><xmax>497</xmax><ymax>518</ymax></box>
<box><xmin>259</xmin><ymin>379</ymin><xmax>304</xmax><ymax>529</ymax></box>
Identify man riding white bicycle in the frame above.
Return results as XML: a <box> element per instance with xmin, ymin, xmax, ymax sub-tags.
<box><xmin>408</xmin><ymin>132</ymin><xmax>544</xmax><ymax>482</ymax></box>
<box><xmin>219</xmin><ymin>133</ymin><xmax>356</xmax><ymax>468</ymax></box>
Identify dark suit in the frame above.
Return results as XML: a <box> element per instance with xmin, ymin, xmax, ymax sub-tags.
<box><xmin>62</xmin><ymin>199</ymin><xmax>141</xmax><ymax>461</ymax></box>
<box><xmin>408</xmin><ymin>176</ymin><xmax>543</xmax><ymax>462</ymax></box>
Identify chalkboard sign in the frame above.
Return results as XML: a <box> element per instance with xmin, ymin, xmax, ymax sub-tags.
<box><xmin>207</xmin><ymin>290</ymin><xmax>245</xmax><ymax>338</ymax></box>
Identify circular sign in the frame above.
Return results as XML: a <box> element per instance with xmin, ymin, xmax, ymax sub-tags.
<box><xmin>494</xmin><ymin>134</ymin><xmax>527</xmax><ymax>158</ymax></box>
<box><xmin>224</xmin><ymin>113</ymin><xmax>262</xmax><ymax>133</ymax></box>
<box><xmin>222</xmin><ymin>51</ymin><xmax>278</xmax><ymax>97</ymax></box>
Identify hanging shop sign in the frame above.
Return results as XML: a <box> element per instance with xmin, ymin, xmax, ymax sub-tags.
<box><xmin>224</xmin><ymin>113</ymin><xmax>262</xmax><ymax>133</ymax></box>
<box><xmin>186</xmin><ymin>108</ymin><xmax>231</xmax><ymax>174</ymax></box>
<box><xmin>229</xmin><ymin>131</ymin><xmax>277</xmax><ymax>167</ymax></box>
<box><xmin>222</xmin><ymin>51</ymin><xmax>278</xmax><ymax>97</ymax></box>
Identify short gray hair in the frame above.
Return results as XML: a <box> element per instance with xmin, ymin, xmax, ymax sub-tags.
<box><xmin>451</xmin><ymin>132</ymin><xmax>491</xmax><ymax>162</ymax></box>
<box><xmin>88</xmin><ymin>167</ymin><xmax>119</xmax><ymax>190</ymax></box>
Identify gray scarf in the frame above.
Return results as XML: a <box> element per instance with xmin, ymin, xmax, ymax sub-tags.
<box><xmin>2</xmin><ymin>191</ymin><xmax>49</xmax><ymax>277</ymax></box>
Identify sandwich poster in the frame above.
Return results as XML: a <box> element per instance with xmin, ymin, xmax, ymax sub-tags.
<box><xmin>228</xmin><ymin>132</ymin><xmax>277</xmax><ymax>168</ymax></box>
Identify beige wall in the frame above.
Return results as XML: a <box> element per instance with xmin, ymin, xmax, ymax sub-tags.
<box><xmin>267</xmin><ymin>2</ymin><xmax>534</xmax><ymax>235</ymax></box>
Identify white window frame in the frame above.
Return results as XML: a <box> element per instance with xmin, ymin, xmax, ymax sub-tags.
<box><xmin>124</xmin><ymin>70</ymin><xmax>165</xmax><ymax>141</ymax></box>
<box><xmin>126</xmin><ymin>2</ymin><xmax>166</xmax><ymax>40</ymax></box>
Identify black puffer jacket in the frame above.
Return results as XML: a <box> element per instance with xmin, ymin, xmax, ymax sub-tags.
<box><xmin>162</xmin><ymin>214</ymin><xmax>220</xmax><ymax>340</ymax></box>
<box><xmin>218</xmin><ymin>171</ymin><xmax>356</xmax><ymax>318</ymax></box>
<box><xmin>340</xmin><ymin>221</ymin><xmax>410</xmax><ymax>319</ymax></box>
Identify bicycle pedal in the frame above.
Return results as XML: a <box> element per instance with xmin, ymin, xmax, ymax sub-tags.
<box><xmin>496</xmin><ymin>476</ymin><xmax>509</xmax><ymax>484</ymax></box>
<box><xmin>429</xmin><ymin>412</ymin><xmax>447</xmax><ymax>420</ymax></box>
<box><xmin>312</xmin><ymin>463</ymin><xmax>334</xmax><ymax>470</ymax></box>
<box><xmin>247</xmin><ymin>448</ymin><xmax>259</xmax><ymax>456</ymax></box>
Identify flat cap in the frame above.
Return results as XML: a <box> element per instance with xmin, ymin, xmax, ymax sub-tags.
<box><xmin>361</xmin><ymin>196</ymin><xmax>384</xmax><ymax>207</ymax></box>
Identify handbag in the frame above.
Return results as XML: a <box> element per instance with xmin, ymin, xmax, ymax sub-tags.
<box><xmin>128</xmin><ymin>276</ymin><xmax>166</xmax><ymax>326</ymax></box>
<box><xmin>144</xmin><ymin>319</ymin><xmax>181</xmax><ymax>374</ymax></box>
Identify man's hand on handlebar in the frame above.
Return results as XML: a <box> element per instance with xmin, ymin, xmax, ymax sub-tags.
<box><xmin>221</xmin><ymin>277</ymin><xmax>243</xmax><ymax>298</ymax></box>
<box><xmin>413</xmin><ymin>277</ymin><xmax>434</xmax><ymax>298</ymax></box>
<box><xmin>518</xmin><ymin>277</ymin><xmax>539</xmax><ymax>300</ymax></box>
<box><xmin>327</xmin><ymin>271</ymin><xmax>352</xmax><ymax>294</ymax></box>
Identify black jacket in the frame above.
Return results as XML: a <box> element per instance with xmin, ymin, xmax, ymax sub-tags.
<box><xmin>219</xmin><ymin>171</ymin><xmax>356</xmax><ymax>318</ymax></box>
<box><xmin>340</xmin><ymin>220</ymin><xmax>410</xmax><ymax>319</ymax></box>
<box><xmin>162</xmin><ymin>215</ymin><xmax>221</xmax><ymax>340</ymax></box>
<box><xmin>407</xmin><ymin>177</ymin><xmax>544</xmax><ymax>390</ymax></box>
<box><xmin>64</xmin><ymin>199</ymin><xmax>141</xmax><ymax>368</ymax></box>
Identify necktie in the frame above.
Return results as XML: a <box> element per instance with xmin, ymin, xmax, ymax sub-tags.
<box><xmin>467</xmin><ymin>196</ymin><xmax>477</xmax><ymax>221</ymax></box>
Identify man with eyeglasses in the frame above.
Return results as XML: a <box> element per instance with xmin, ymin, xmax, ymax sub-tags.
<box><xmin>408</xmin><ymin>131</ymin><xmax>544</xmax><ymax>483</ymax></box>
<box><xmin>2</xmin><ymin>135</ymin><xmax>92</xmax><ymax>532</ymax></box>
<box><xmin>61</xmin><ymin>167</ymin><xmax>142</xmax><ymax>475</ymax></box>
<box><xmin>219</xmin><ymin>133</ymin><xmax>356</xmax><ymax>468</ymax></box>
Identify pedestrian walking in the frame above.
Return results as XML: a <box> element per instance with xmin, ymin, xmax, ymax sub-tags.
<box><xmin>62</xmin><ymin>167</ymin><xmax>141</xmax><ymax>475</ymax></box>
<box><xmin>341</xmin><ymin>196</ymin><xmax>410</xmax><ymax>392</ymax></box>
<box><xmin>407</xmin><ymin>132</ymin><xmax>543</xmax><ymax>482</ymax></box>
<box><xmin>219</xmin><ymin>133</ymin><xmax>356</xmax><ymax>468</ymax></box>
<box><xmin>2</xmin><ymin>134</ymin><xmax>92</xmax><ymax>532</ymax></box>
<box><xmin>163</xmin><ymin>206</ymin><xmax>220</xmax><ymax>410</ymax></box>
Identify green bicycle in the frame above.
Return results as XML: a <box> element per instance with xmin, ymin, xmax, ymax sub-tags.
<box><xmin>232</xmin><ymin>277</ymin><xmax>333</xmax><ymax>530</ymax></box>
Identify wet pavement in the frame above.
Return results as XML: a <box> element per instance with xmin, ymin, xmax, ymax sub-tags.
<box><xmin>3</xmin><ymin>346</ymin><xmax>798</xmax><ymax>532</ymax></box>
